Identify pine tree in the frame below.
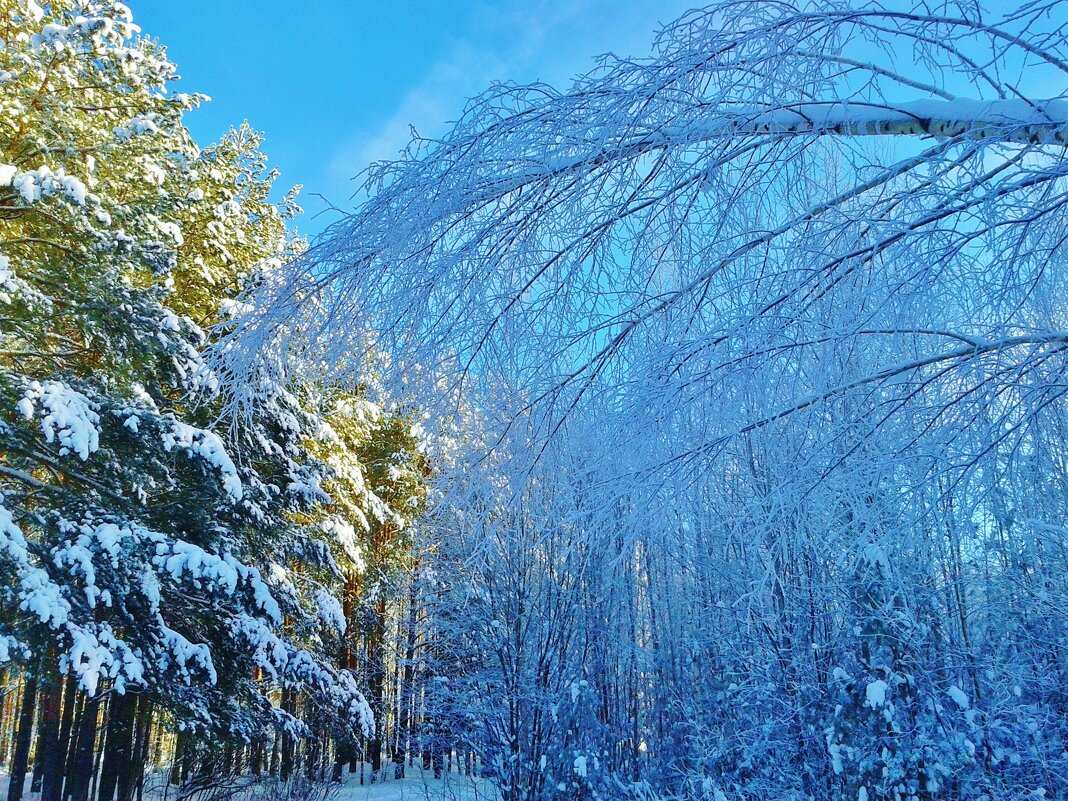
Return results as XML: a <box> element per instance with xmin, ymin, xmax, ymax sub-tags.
<box><xmin>0</xmin><ymin>1</ymin><xmax>430</xmax><ymax>794</ymax></box>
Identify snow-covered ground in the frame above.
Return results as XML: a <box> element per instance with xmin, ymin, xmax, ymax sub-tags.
<box><xmin>0</xmin><ymin>765</ymin><xmax>496</xmax><ymax>801</ymax></box>
<box><xmin>329</xmin><ymin>765</ymin><xmax>496</xmax><ymax>801</ymax></box>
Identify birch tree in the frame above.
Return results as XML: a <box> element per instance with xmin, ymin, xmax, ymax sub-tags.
<box><xmin>234</xmin><ymin>0</ymin><xmax>1068</xmax><ymax>470</ymax></box>
<box><xmin>232</xmin><ymin>2</ymin><xmax>1068</xmax><ymax>799</ymax></box>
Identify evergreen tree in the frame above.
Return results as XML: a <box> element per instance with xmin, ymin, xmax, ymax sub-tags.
<box><xmin>0</xmin><ymin>1</ymin><xmax>428</xmax><ymax>795</ymax></box>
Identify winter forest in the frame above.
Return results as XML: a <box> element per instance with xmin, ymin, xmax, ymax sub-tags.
<box><xmin>0</xmin><ymin>1</ymin><xmax>1067</xmax><ymax>800</ymax></box>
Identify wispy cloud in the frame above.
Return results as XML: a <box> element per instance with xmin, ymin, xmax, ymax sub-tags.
<box><xmin>324</xmin><ymin>0</ymin><xmax>692</xmax><ymax>202</ymax></box>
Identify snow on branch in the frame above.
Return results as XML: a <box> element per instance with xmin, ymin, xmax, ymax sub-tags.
<box><xmin>224</xmin><ymin>1</ymin><xmax>1068</xmax><ymax>510</ymax></box>
<box><xmin>666</xmin><ymin>99</ymin><xmax>1068</xmax><ymax>145</ymax></box>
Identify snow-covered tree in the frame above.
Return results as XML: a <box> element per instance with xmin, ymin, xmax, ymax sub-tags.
<box><xmin>232</xmin><ymin>1</ymin><xmax>1068</xmax><ymax>799</ymax></box>
<box><xmin>0</xmin><ymin>2</ymin><xmax>430</xmax><ymax>797</ymax></box>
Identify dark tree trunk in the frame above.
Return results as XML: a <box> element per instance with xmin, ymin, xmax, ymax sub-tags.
<box><xmin>97</xmin><ymin>692</ymin><xmax>136</xmax><ymax>801</ymax></box>
<box><xmin>90</xmin><ymin>725</ymin><xmax>106</xmax><ymax>800</ymax></box>
<box><xmin>199</xmin><ymin>748</ymin><xmax>218</xmax><ymax>781</ymax></box>
<box><xmin>61</xmin><ymin>688</ymin><xmax>85</xmax><ymax>795</ymax></box>
<box><xmin>396</xmin><ymin>577</ymin><xmax>419</xmax><ymax>779</ymax></box>
<box><xmin>250</xmin><ymin>739</ymin><xmax>264</xmax><ymax>775</ymax></box>
<box><xmin>432</xmin><ymin>737</ymin><xmax>444</xmax><ymax>780</ymax></box>
<box><xmin>333</xmin><ymin>738</ymin><xmax>356</xmax><ymax>782</ymax></box>
<box><xmin>168</xmin><ymin>731</ymin><xmax>184</xmax><ymax>786</ymax></box>
<box><xmin>340</xmin><ymin>575</ymin><xmax>361</xmax><ymax>777</ymax></box>
<box><xmin>332</xmin><ymin>746</ymin><xmax>345</xmax><ymax>782</ymax></box>
<box><xmin>7</xmin><ymin>671</ymin><xmax>39</xmax><ymax>801</ymax></box>
<box><xmin>33</xmin><ymin>672</ymin><xmax>62</xmax><ymax>798</ymax></box>
<box><xmin>125</xmin><ymin>698</ymin><xmax>151</xmax><ymax>801</ymax></box>
<box><xmin>42</xmin><ymin>674</ymin><xmax>77</xmax><ymax>801</ymax></box>
<box><xmin>56</xmin><ymin>676</ymin><xmax>77</xmax><ymax>766</ymax></box>
<box><xmin>95</xmin><ymin>696</ymin><xmax>117</xmax><ymax>801</ymax></box>
<box><xmin>305</xmin><ymin>731</ymin><xmax>320</xmax><ymax>780</ymax></box>
<box><xmin>367</xmin><ymin>597</ymin><xmax>387</xmax><ymax>780</ymax></box>
<box><xmin>65</xmin><ymin>691</ymin><xmax>100</xmax><ymax>801</ymax></box>
<box><xmin>180</xmin><ymin>732</ymin><xmax>194</xmax><ymax>784</ymax></box>
<box><xmin>223</xmin><ymin>742</ymin><xmax>234</xmax><ymax>776</ymax></box>
<box><xmin>280</xmin><ymin>687</ymin><xmax>296</xmax><ymax>781</ymax></box>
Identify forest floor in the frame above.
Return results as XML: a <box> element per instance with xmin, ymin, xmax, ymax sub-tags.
<box><xmin>0</xmin><ymin>765</ymin><xmax>496</xmax><ymax>801</ymax></box>
<box><xmin>326</xmin><ymin>764</ymin><xmax>495</xmax><ymax>801</ymax></box>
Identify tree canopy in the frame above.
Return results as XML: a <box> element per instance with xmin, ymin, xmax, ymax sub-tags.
<box><xmin>237</xmin><ymin>1</ymin><xmax>1068</xmax><ymax>493</ymax></box>
<box><xmin>0</xmin><ymin>1</ymin><xmax>428</xmax><ymax>797</ymax></box>
<box><xmin>3</xmin><ymin>0</ymin><xmax>1068</xmax><ymax>799</ymax></box>
<box><xmin>232</xmin><ymin>2</ymin><xmax>1068</xmax><ymax>799</ymax></box>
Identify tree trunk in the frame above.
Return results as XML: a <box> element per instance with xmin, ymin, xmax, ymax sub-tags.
<box><xmin>341</xmin><ymin>572</ymin><xmax>361</xmax><ymax>775</ymax></box>
<box><xmin>0</xmin><ymin>668</ymin><xmax>13</xmax><ymax>770</ymax></box>
<box><xmin>223</xmin><ymin>742</ymin><xmax>234</xmax><ymax>776</ymax></box>
<box><xmin>280</xmin><ymin>687</ymin><xmax>296</xmax><ymax>781</ymax></box>
<box><xmin>129</xmin><ymin>700</ymin><xmax>152</xmax><ymax>801</ymax></box>
<box><xmin>432</xmin><ymin>737</ymin><xmax>444</xmax><ymax>780</ymax></box>
<box><xmin>305</xmin><ymin>730</ymin><xmax>319</xmax><ymax>780</ymax></box>
<box><xmin>199</xmin><ymin>748</ymin><xmax>218</xmax><ymax>783</ymax></box>
<box><xmin>331</xmin><ymin>746</ymin><xmax>345</xmax><ymax>782</ymax></box>
<box><xmin>396</xmin><ymin>573</ymin><xmax>419</xmax><ymax>779</ymax></box>
<box><xmin>367</xmin><ymin>596</ymin><xmax>387</xmax><ymax>780</ymax></box>
<box><xmin>61</xmin><ymin>688</ymin><xmax>85</xmax><ymax>796</ymax></box>
<box><xmin>97</xmin><ymin>692</ymin><xmax>136</xmax><ymax>801</ymax></box>
<box><xmin>65</xmin><ymin>691</ymin><xmax>100</xmax><ymax>801</ymax></box>
<box><xmin>169</xmin><ymin>731</ymin><xmax>184</xmax><ymax>786</ymax></box>
<box><xmin>7</xmin><ymin>671</ymin><xmax>38</xmax><ymax>801</ymax></box>
<box><xmin>42</xmin><ymin>673</ymin><xmax>77</xmax><ymax>801</ymax></box>
<box><xmin>180</xmin><ymin>731</ymin><xmax>194</xmax><ymax>784</ymax></box>
<box><xmin>33</xmin><ymin>671</ymin><xmax>62</xmax><ymax>799</ymax></box>
<box><xmin>250</xmin><ymin>739</ymin><xmax>264</xmax><ymax>775</ymax></box>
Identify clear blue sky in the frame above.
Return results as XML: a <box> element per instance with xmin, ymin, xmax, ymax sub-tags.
<box><xmin>133</xmin><ymin>0</ymin><xmax>695</xmax><ymax>238</ymax></box>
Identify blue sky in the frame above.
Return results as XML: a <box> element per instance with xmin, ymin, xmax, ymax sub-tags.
<box><xmin>134</xmin><ymin>0</ymin><xmax>695</xmax><ymax>237</ymax></box>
